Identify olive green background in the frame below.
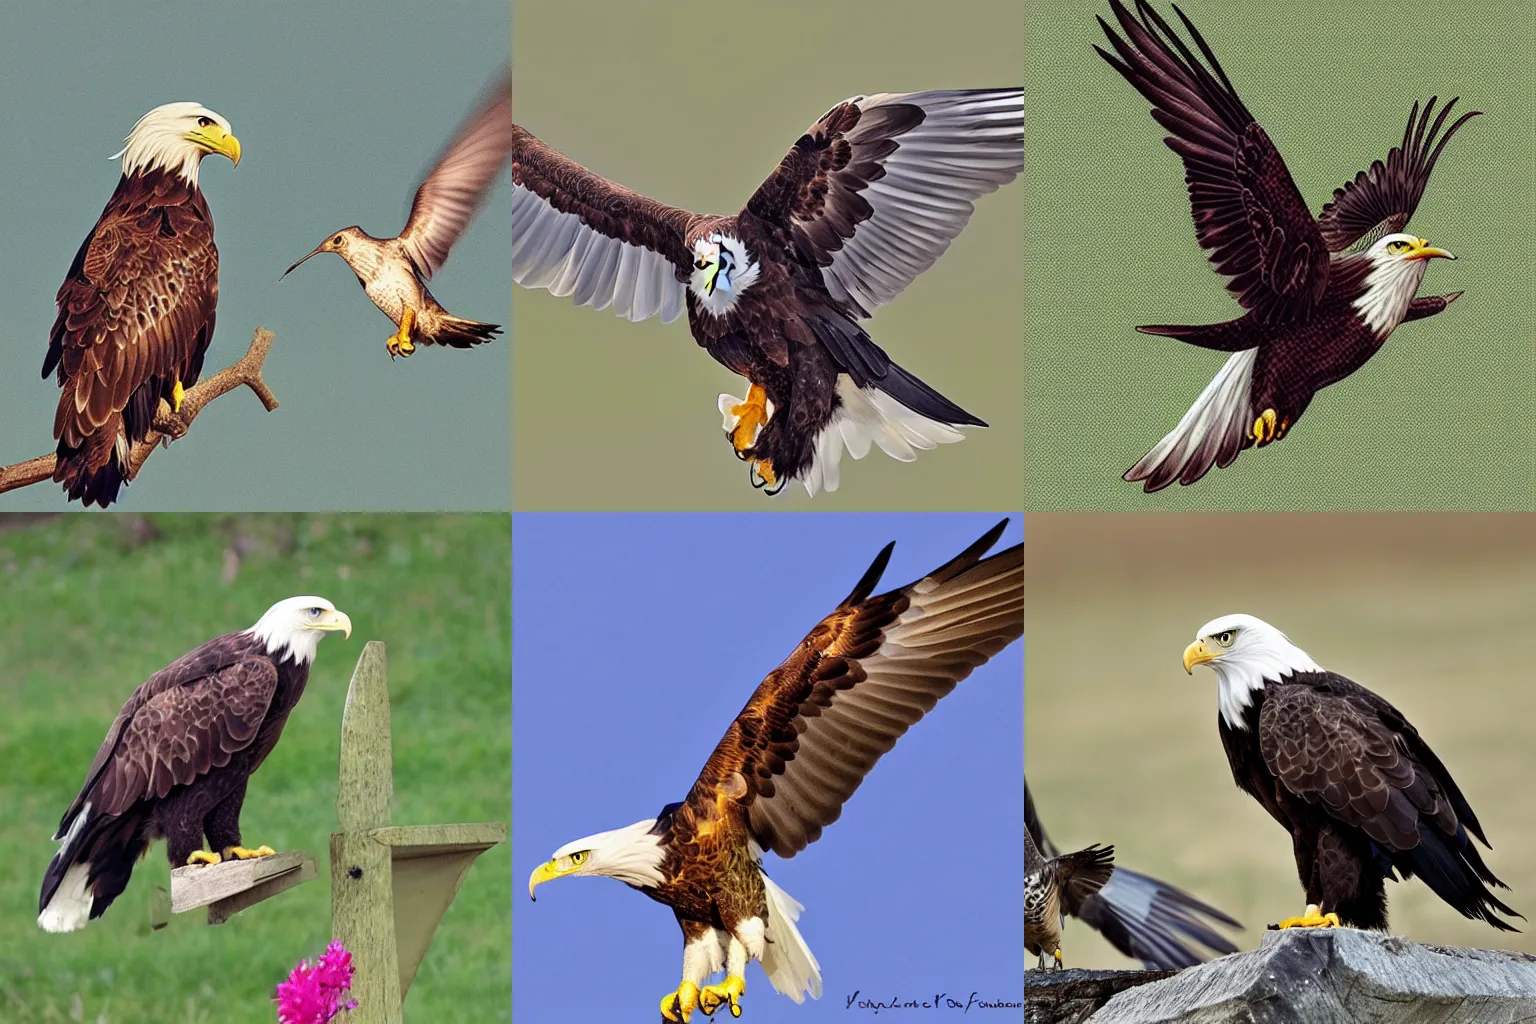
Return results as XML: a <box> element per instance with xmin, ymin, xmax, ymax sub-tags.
<box><xmin>512</xmin><ymin>0</ymin><xmax>1023</xmax><ymax>510</ymax></box>
<box><xmin>1025</xmin><ymin>0</ymin><xmax>1536</xmax><ymax>510</ymax></box>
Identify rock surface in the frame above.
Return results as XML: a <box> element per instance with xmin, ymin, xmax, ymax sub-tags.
<box><xmin>1025</xmin><ymin>968</ymin><xmax>1175</xmax><ymax>1024</ymax></box>
<box><xmin>1081</xmin><ymin>928</ymin><xmax>1536</xmax><ymax>1024</ymax></box>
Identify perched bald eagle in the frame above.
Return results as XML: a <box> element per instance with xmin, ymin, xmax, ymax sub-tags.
<box><xmin>1026</xmin><ymin>778</ymin><xmax>1241</xmax><ymax>970</ymax></box>
<box><xmin>38</xmin><ymin>597</ymin><xmax>350</xmax><ymax>933</ymax></box>
<box><xmin>1025</xmin><ymin>817</ymin><xmax>1114</xmax><ymax>970</ymax></box>
<box><xmin>512</xmin><ymin>90</ymin><xmax>1022</xmax><ymax>496</ymax></box>
<box><xmin>1096</xmin><ymin>1</ymin><xmax>1479</xmax><ymax>491</ymax></box>
<box><xmin>44</xmin><ymin>102</ymin><xmax>241</xmax><ymax>507</ymax></box>
<box><xmin>1183</xmin><ymin>613</ymin><xmax>1520</xmax><ymax>932</ymax></box>
<box><xmin>528</xmin><ymin>522</ymin><xmax>1022</xmax><ymax>1021</ymax></box>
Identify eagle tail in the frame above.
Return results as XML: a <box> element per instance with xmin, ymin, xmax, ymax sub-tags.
<box><xmin>38</xmin><ymin>803</ymin><xmax>146</xmax><ymax>933</ymax></box>
<box><xmin>1402</xmin><ymin>829</ymin><xmax>1524</xmax><ymax>932</ymax></box>
<box><xmin>428</xmin><ymin>315</ymin><xmax>502</xmax><ymax>349</ymax></box>
<box><xmin>1124</xmin><ymin>348</ymin><xmax>1257</xmax><ymax>493</ymax></box>
<box><xmin>758</xmin><ymin>868</ymin><xmax>822</xmax><ymax>1004</ymax></box>
<box><xmin>52</xmin><ymin>420</ymin><xmax>131</xmax><ymax>509</ymax></box>
<box><xmin>798</xmin><ymin>376</ymin><xmax>973</xmax><ymax>497</ymax></box>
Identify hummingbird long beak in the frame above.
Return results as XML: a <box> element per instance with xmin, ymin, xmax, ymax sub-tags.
<box><xmin>280</xmin><ymin>246</ymin><xmax>326</xmax><ymax>281</ymax></box>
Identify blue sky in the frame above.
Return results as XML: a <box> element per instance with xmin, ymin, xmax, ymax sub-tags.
<box><xmin>0</xmin><ymin>0</ymin><xmax>509</xmax><ymax>510</ymax></box>
<box><xmin>512</xmin><ymin>513</ymin><xmax>1023</xmax><ymax>1022</ymax></box>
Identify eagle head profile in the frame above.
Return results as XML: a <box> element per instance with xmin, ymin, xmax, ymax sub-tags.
<box><xmin>112</xmin><ymin>102</ymin><xmax>241</xmax><ymax>187</ymax></box>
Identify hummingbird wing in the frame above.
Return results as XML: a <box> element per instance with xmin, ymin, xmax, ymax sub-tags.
<box><xmin>399</xmin><ymin>69</ymin><xmax>513</xmax><ymax>280</ymax></box>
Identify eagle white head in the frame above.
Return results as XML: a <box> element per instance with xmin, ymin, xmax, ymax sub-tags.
<box><xmin>247</xmin><ymin>596</ymin><xmax>352</xmax><ymax>666</ymax></box>
<box><xmin>526</xmin><ymin>819</ymin><xmax>666</xmax><ymax>899</ymax></box>
<box><xmin>112</xmin><ymin>102</ymin><xmax>241</xmax><ymax>187</ymax></box>
<box><xmin>1353</xmin><ymin>232</ymin><xmax>1455</xmax><ymax>338</ymax></box>
<box><xmin>1183</xmin><ymin>613</ymin><xmax>1322</xmax><ymax>729</ymax></box>
<box><xmin>690</xmin><ymin>232</ymin><xmax>760</xmax><ymax>317</ymax></box>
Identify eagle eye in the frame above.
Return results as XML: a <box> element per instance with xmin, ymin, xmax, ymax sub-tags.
<box><xmin>1387</xmin><ymin>239</ymin><xmax>1410</xmax><ymax>253</ymax></box>
<box><xmin>571</xmin><ymin>851</ymin><xmax>586</xmax><ymax>865</ymax></box>
<box><xmin>196</xmin><ymin>116</ymin><xmax>215</xmax><ymax>128</ymax></box>
<box><xmin>306</xmin><ymin>607</ymin><xmax>323</xmax><ymax>618</ymax></box>
<box><xmin>1215</xmin><ymin>631</ymin><xmax>1234</xmax><ymax>646</ymax></box>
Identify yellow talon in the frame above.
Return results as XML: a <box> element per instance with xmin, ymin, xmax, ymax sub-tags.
<box><xmin>387</xmin><ymin>306</ymin><xmax>417</xmax><ymax>359</ymax></box>
<box><xmin>1052</xmin><ymin>949</ymin><xmax>1064</xmax><ymax>970</ymax></box>
<box><xmin>1252</xmin><ymin>409</ymin><xmax>1279</xmax><ymax>445</ymax></box>
<box><xmin>749</xmin><ymin>459</ymin><xmax>780</xmax><ymax>494</ymax></box>
<box><xmin>728</xmin><ymin>383</ymin><xmax>772</xmax><ymax>455</ymax></box>
<box><xmin>222</xmin><ymin>845</ymin><xmax>277</xmax><ymax>861</ymax></box>
<box><xmin>171</xmin><ymin>379</ymin><xmax>186</xmax><ymax>414</ymax></box>
<box><xmin>1273</xmin><ymin>904</ymin><xmax>1341</xmax><ymax>929</ymax></box>
<box><xmin>185</xmin><ymin>850</ymin><xmax>222</xmax><ymax>867</ymax></box>
<box><xmin>698</xmin><ymin>975</ymin><xmax>746</xmax><ymax>1018</ymax></box>
<box><xmin>660</xmin><ymin>980</ymin><xmax>700</xmax><ymax>1022</ymax></box>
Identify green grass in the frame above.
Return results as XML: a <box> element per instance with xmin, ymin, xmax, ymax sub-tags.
<box><xmin>0</xmin><ymin>514</ymin><xmax>510</xmax><ymax>1023</ymax></box>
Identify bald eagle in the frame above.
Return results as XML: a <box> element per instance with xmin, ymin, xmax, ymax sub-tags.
<box><xmin>38</xmin><ymin>597</ymin><xmax>350</xmax><ymax>933</ymax></box>
<box><xmin>527</xmin><ymin>522</ymin><xmax>1022</xmax><ymax>1021</ymax></box>
<box><xmin>1183</xmin><ymin>613</ymin><xmax>1520</xmax><ymax>932</ymax></box>
<box><xmin>44</xmin><ymin>102</ymin><xmax>240</xmax><ymax>507</ymax></box>
<box><xmin>512</xmin><ymin>90</ymin><xmax>1022</xmax><ymax>496</ymax></box>
<box><xmin>1096</xmin><ymin>1</ymin><xmax>1478</xmax><ymax>491</ymax></box>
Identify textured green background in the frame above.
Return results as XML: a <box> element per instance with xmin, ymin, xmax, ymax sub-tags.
<box><xmin>1025</xmin><ymin>0</ymin><xmax>1536</xmax><ymax>510</ymax></box>
<box><xmin>512</xmin><ymin>0</ymin><xmax>1023</xmax><ymax>510</ymax></box>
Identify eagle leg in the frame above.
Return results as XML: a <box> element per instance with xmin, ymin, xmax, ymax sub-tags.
<box><xmin>221</xmin><ymin>845</ymin><xmax>277</xmax><ymax>861</ymax></box>
<box><xmin>659</xmin><ymin>980</ymin><xmax>700</xmax><ymax>1023</ymax></box>
<box><xmin>1271</xmin><ymin>904</ymin><xmax>1341</xmax><ymax>930</ymax></box>
<box><xmin>171</xmin><ymin>378</ymin><xmax>186</xmax><ymax>414</ymax></box>
<box><xmin>722</xmin><ymin>384</ymin><xmax>774</xmax><ymax>457</ymax></box>
<box><xmin>387</xmin><ymin>305</ymin><xmax>417</xmax><ymax>359</ymax></box>
<box><xmin>1251</xmin><ymin>409</ymin><xmax>1279</xmax><ymax>446</ymax></box>
<box><xmin>698</xmin><ymin>974</ymin><xmax>745</xmax><ymax>1018</ymax></box>
<box><xmin>186</xmin><ymin>849</ymin><xmax>222</xmax><ymax>867</ymax></box>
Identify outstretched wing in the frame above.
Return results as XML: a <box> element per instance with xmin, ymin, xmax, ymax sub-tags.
<box><xmin>511</xmin><ymin>123</ymin><xmax>698</xmax><ymax>324</ymax></box>
<box><xmin>686</xmin><ymin>521</ymin><xmax>1023</xmax><ymax>858</ymax></box>
<box><xmin>747</xmin><ymin>90</ymin><xmax>1022</xmax><ymax>318</ymax></box>
<box><xmin>44</xmin><ymin>175</ymin><xmax>218</xmax><ymax>448</ymax></box>
<box><xmin>1055</xmin><ymin>844</ymin><xmax>1116</xmax><ymax>916</ymax></box>
<box><xmin>399</xmin><ymin>70</ymin><xmax>514</xmax><ymax>280</ymax></box>
<box><xmin>1316</xmin><ymin>97</ymin><xmax>1480</xmax><ymax>252</ymax></box>
<box><xmin>1096</xmin><ymin>0</ymin><xmax>1328</xmax><ymax>323</ymax></box>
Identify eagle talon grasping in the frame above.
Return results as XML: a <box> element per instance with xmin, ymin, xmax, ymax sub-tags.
<box><xmin>698</xmin><ymin>975</ymin><xmax>745</xmax><ymax>1018</ymax></box>
<box><xmin>1272</xmin><ymin>905</ymin><xmax>1341</xmax><ymax>930</ymax></box>
<box><xmin>185</xmin><ymin>850</ymin><xmax>221</xmax><ymax>867</ymax></box>
<box><xmin>1252</xmin><ymin>410</ymin><xmax>1279</xmax><ymax>446</ymax></box>
<box><xmin>660</xmin><ymin>981</ymin><xmax>701</xmax><ymax>1022</ymax></box>
<box><xmin>221</xmin><ymin>844</ymin><xmax>276</xmax><ymax>861</ymax></box>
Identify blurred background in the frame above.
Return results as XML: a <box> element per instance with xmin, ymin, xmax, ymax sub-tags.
<box><xmin>512</xmin><ymin>0</ymin><xmax>1023</xmax><ymax>510</ymax></box>
<box><xmin>1025</xmin><ymin>513</ymin><xmax>1536</xmax><ymax>968</ymax></box>
<box><xmin>0</xmin><ymin>513</ymin><xmax>510</xmax><ymax>1022</ymax></box>
<box><xmin>0</xmin><ymin>0</ymin><xmax>510</xmax><ymax>511</ymax></box>
<box><xmin>513</xmin><ymin>513</ymin><xmax>1023</xmax><ymax>1020</ymax></box>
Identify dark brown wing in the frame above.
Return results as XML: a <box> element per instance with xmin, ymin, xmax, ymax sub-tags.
<box><xmin>45</xmin><ymin>171</ymin><xmax>218</xmax><ymax>449</ymax></box>
<box><xmin>399</xmin><ymin>71</ymin><xmax>514</xmax><ymax>280</ymax></box>
<box><xmin>1096</xmin><ymin>0</ymin><xmax>1328</xmax><ymax>323</ymax></box>
<box><xmin>1316</xmin><ymin>97</ymin><xmax>1481</xmax><ymax>252</ymax></box>
<box><xmin>1055</xmin><ymin>844</ymin><xmax>1115</xmax><ymax>916</ymax></box>
<box><xmin>54</xmin><ymin>635</ymin><xmax>275</xmax><ymax>834</ymax></box>
<box><xmin>510</xmin><ymin>124</ymin><xmax>699</xmax><ymax>323</ymax></box>
<box><xmin>745</xmin><ymin>90</ymin><xmax>1022</xmax><ymax>318</ymax></box>
<box><xmin>685</xmin><ymin>520</ymin><xmax>1023</xmax><ymax>858</ymax></box>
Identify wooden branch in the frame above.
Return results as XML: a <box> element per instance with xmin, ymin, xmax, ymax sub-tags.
<box><xmin>0</xmin><ymin>328</ymin><xmax>279</xmax><ymax>499</ymax></box>
<box><xmin>168</xmin><ymin>850</ymin><xmax>318</xmax><ymax>925</ymax></box>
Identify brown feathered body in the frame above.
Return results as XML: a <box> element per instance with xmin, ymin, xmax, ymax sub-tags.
<box><xmin>38</xmin><ymin>631</ymin><xmax>307</xmax><ymax>927</ymax></box>
<box><xmin>327</xmin><ymin>230</ymin><xmax>500</xmax><ymax>348</ymax></box>
<box><xmin>1220</xmin><ymin>671</ymin><xmax>1519</xmax><ymax>931</ymax></box>
<box><xmin>1025</xmin><ymin>824</ymin><xmax>1114</xmax><ymax>968</ymax></box>
<box><xmin>44</xmin><ymin>169</ymin><xmax>219</xmax><ymax>507</ymax></box>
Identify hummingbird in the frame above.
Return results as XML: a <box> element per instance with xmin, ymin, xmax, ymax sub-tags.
<box><xmin>282</xmin><ymin>71</ymin><xmax>512</xmax><ymax>358</ymax></box>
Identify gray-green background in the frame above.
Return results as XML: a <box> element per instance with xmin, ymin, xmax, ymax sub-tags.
<box><xmin>1025</xmin><ymin>0</ymin><xmax>1536</xmax><ymax>510</ymax></box>
<box><xmin>0</xmin><ymin>0</ymin><xmax>510</xmax><ymax>511</ymax></box>
<box><xmin>512</xmin><ymin>0</ymin><xmax>1023</xmax><ymax>511</ymax></box>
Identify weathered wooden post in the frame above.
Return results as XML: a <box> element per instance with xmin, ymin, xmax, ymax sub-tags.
<box><xmin>331</xmin><ymin>641</ymin><xmax>505</xmax><ymax>1022</ymax></box>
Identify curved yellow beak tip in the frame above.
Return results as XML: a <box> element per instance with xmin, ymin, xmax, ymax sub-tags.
<box><xmin>528</xmin><ymin>862</ymin><xmax>557</xmax><ymax>901</ymax></box>
<box><xmin>336</xmin><ymin>612</ymin><xmax>352</xmax><ymax>640</ymax></box>
<box><xmin>1183</xmin><ymin>640</ymin><xmax>1213</xmax><ymax>674</ymax></box>
<box><xmin>1409</xmin><ymin>239</ymin><xmax>1454</xmax><ymax>261</ymax></box>
<box><xmin>225</xmin><ymin>134</ymin><xmax>242</xmax><ymax>168</ymax></box>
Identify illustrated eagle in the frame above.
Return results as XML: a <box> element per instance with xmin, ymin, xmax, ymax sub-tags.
<box><xmin>1096</xmin><ymin>1</ymin><xmax>1479</xmax><ymax>491</ymax></box>
<box><xmin>38</xmin><ymin>597</ymin><xmax>351</xmax><ymax>933</ymax></box>
<box><xmin>528</xmin><ymin>522</ymin><xmax>1022</xmax><ymax>1021</ymax></box>
<box><xmin>44</xmin><ymin>102</ymin><xmax>242</xmax><ymax>507</ymax></box>
<box><xmin>1025</xmin><ymin>815</ymin><xmax>1114</xmax><ymax>970</ymax></box>
<box><xmin>1184</xmin><ymin>613</ymin><xmax>1520</xmax><ymax>932</ymax></box>
<box><xmin>511</xmin><ymin>90</ymin><xmax>1023</xmax><ymax>496</ymax></box>
<box><xmin>1026</xmin><ymin>778</ymin><xmax>1241</xmax><ymax>970</ymax></box>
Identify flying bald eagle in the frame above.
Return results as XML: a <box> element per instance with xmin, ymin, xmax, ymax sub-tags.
<box><xmin>38</xmin><ymin>597</ymin><xmax>351</xmax><ymax>933</ymax></box>
<box><xmin>1026</xmin><ymin>778</ymin><xmax>1241</xmax><ymax>970</ymax></box>
<box><xmin>1096</xmin><ymin>1</ymin><xmax>1479</xmax><ymax>492</ymax></box>
<box><xmin>44</xmin><ymin>102</ymin><xmax>241</xmax><ymax>507</ymax></box>
<box><xmin>528</xmin><ymin>522</ymin><xmax>1022</xmax><ymax>1021</ymax></box>
<box><xmin>1025</xmin><ymin>816</ymin><xmax>1114</xmax><ymax>970</ymax></box>
<box><xmin>1183</xmin><ymin>613</ymin><xmax>1520</xmax><ymax>933</ymax></box>
<box><xmin>511</xmin><ymin>90</ymin><xmax>1022</xmax><ymax>496</ymax></box>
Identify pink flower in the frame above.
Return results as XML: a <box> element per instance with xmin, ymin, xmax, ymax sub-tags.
<box><xmin>275</xmin><ymin>942</ymin><xmax>359</xmax><ymax>1023</ymax></box>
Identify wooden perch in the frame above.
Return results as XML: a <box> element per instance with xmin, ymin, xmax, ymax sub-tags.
<box><xmin>168</xmin><ymin>850</ymin><xmax>318</xmax><ymax>926</ymax></box>
<box><xmin>0</xmin><ymin>327</ymin><xmax>279</xmax><ymax>498</ymax></box>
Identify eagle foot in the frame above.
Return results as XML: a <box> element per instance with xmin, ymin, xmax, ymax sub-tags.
<box><xmin>186</xmin><ymin>850</ymin><xmax>222</xmax><ymax>867</ymax></box>
<box><xmin>1270</xmin><ymin>905</ymin><xmax>1341</xmax><ymax>930</ymax></box>
<box><xmin>386</xmin><ymin>333</ymin><xmax>416</xmax><ymax>359</ymax></box>
<box><xmin>221</xmin><ymin>845</ymin><xmax>277</xmax><ymax>861</ymax></box>
<box><xmin>698</xmin><ymin>975</ymin><xmax>745</xmax><ymax>1018</ymax></box>
<box><xmin>1052</xmin><ymin>949</ymin><xmax>1064</xmax><ymax>970</ymax></box>
<box><xmin>748</xmin><ymin>459</ymin><xmax>786</xmax><ymax>496</ymax></box>
<box><xmin>171</xmin><ymin>379</ymin><xmax>186</xmax><ymax>415</ymax></box>
<box><xmin>1252</xmin><ymin>409</ymin><xmax>1279</xmax><ymax>446</ymax></box>
<box><xmin>659</xmin><ymin>980</ymin><xmax>700</xmax><ymax>1022</ymax></box>
<box><xmin>722</xmin><ymin>385</ymin><xmax>775</xmax><ymax>456</ymax></box>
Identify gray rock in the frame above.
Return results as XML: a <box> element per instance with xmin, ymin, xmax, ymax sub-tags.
<box><xmin>1026</xmin><ymin>969</ymin><xmax>1175</xmax><ymax>1024</ymax></box>
<box><xmin>1083</xmin><ymin>928</ymin><xmax>1536</xmax><ymax>1024</ymax></box>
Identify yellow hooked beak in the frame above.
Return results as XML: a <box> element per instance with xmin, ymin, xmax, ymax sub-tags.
<box><xmin>528</xmin><ymin>857</ymin><xmax>581</xmax><ymax>901</ymax></box>
<box><xmin>185</xmin><ymin>123</ymin><xmax>241</xmax><ymax>167</ymax></box>
<box><xmin>1183</xmin><ymin>639</ymin><xmax>1215</xmax><ymax>674</ymax></box>
<box><xmin>1403</xmin><ymin>237</ymin><xmax>1455</xmax><ymax>261</ymax></box>
<box><xmin>309</xmin><ymin>609</ymin><xmax>352</xmax><ymax>638</ymax></box>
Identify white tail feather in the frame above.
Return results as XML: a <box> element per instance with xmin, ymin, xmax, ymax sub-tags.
<box><xmin>759</xmin><ymin>870</ymin><xmax>822</xmax><ymax>1003</ymax></box>
<box><xmin>1126</xmin><ymin>348</ymin><xmax>1256</xmax><ymax>490</ymax></box>
<box><xmin>804</xmin><ymin>379</ymin><xmax>968</xmax><ymax>496</ymax></box>
<box><xmin>38</xmin><ymin>862</ymin><xmax>93</xmax><ymax>933</ymax></box>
